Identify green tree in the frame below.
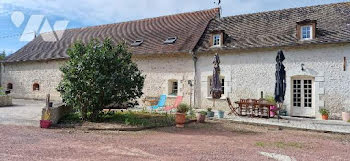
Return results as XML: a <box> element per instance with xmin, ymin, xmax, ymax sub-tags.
<box><xmin>57</xmin><ymin>39</ymin><xmax>145</xmax><ymax>121</ymax></box>
<box><xmin>0</xmin><ymin>50</ymin><xmax>6</xmax><ymax>60</ymax></box>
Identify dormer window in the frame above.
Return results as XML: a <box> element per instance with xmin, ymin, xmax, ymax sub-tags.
<box><xmin>210</xmin><ymin>30</ymin><xmax>224</xmax><ymax>47</ymax></box>
<box><xmin>301</xmin><ymin>25</ymin><xmax>312</xmax><ymax>40</ymax></box>
<box><xmin>131</xmin><ymin>39</ymin><xmax>143</xmax><ymax>46</ymax></box>
<box><xmin>297</xmin><ymin>19</ymin><xmax>316</xmax><ymax>41</ymax></box>
<box><xmin>213</xmin><ymin>34</ymin><xmax>221</xmax><ymax>46</ymax></box>
<box><xmin>164</xmin><ymin>37</ymin><xmax>177</xmax><ymax>44</ymax></box>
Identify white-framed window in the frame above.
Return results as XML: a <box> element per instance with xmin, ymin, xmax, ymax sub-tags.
<box><xmin>208</xmin><ymin>76</ymin><xmax>225</xmax><ymax>97</ymax></box>
<box><xmin>292</xmin><ymin>78</ymin><xmax>313</xmax><ymax>108</ymax></box>
<box><xmin>301</xmin><ymin>25</ymin><xmax>312</xmax><ymax>40</ymax></box>
<box><xmin>168</xmin><ymin>80</ymin><xmax>178</xmax><ymax>96</ymax></box>
<box><xmin>212</xmin><ymin>34</ymin><xmax>221</xmax><ymax>46</ymax></box>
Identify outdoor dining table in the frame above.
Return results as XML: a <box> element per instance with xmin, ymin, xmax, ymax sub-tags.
<box><xmin>234</xmin><ymin>100</ymin><xmax>276</xmax><ymax>118</ymax></box>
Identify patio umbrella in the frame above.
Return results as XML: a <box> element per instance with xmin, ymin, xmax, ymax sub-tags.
<box><xmin>211</xmin><ymin>53</ymin><xmax>222</xmax><ymax>107</ymax></box>
<box><xmin>274</xmin><ymin>50</ymin><xmax>286</xmax><ymax>119</ymax></box>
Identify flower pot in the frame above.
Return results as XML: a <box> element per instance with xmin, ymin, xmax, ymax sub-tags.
<box><xmin>269</xmin><ymin>106</ymin><xmax>276</xmax><ymax>117</ymax></box>
<box><xmin>175</xmin><ymin>113</ymin><xmax>186</xmax><ymax>128</ymax></box>
<box><xmin>40</xmin><ymin>120</ymin><xmax>52</xmax><ymax>128</ymax></box>
<box><xmin>196</xmin><ymin>113</ymin><xmax>206</xmax><ymax>123</ymax></box>
<box><xmin>207</xmin><ymin>111</ymin><xmax>214</xmax><ymax>117</ymax></box>
<box><xmin>321</xmin><ymin>115</ymin><xmax>328</xmax><ymax>120</ymax></box>
<box><xmin>342</xmin><ymin>112</ymin><xmax>350</xmax><ymax>122</ymax></box>
<box><xmin>218</xmin><ymin>111</ymin><xmax>225</xmax><ymax>118</ymax></box>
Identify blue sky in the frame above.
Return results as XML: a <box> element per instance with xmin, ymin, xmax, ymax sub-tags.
<box><xmin>0</xmin><ymin>0</ymin><xmax>349</xmax><ymax>55</ymax></box>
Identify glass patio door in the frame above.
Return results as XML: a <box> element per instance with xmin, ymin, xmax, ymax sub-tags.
<box><xmin>291</xmin><ymin>78</ymin><xmax>315</xmax><ymax>117</ymax></box>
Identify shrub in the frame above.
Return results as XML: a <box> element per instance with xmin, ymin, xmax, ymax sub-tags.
<box><xmin>57</xmin><ymin>39</ymin><xmax>145</xmax><ymax>121</ymax></box>
<box><xmin>177</xmin><ymin>104</ymin><xmax>189</xmax><ymax>113</ymax></box>
<box><xmin>265</xmin><ymin>95</ymin><xmax>276</xmax><ymax>104</ymax></box>
<box><xmin>98</xmin><ymin>111</ymin><xmax>174</xmax><ymax>127</ymax></box>
<box><xmin>319</xmin><ymin>108</ymin><xmax>329</xmax><ymax>115</ymax></box>
<box><xmin>0</xmin><ymin>87</ymin><xmax>5</xmax><ymax>96</ymax></box>
<box><xmin>348</xmin><ymin>119</ymin><xmax>350</xmax><ymax>123</ymax></box>
<box><xmin>199</xmin><ymin>111</ymin><xmax>207</xmax><ymax>115</ymax></box>
<box><xmin>207</xmin><ymin>108</ymin><xmax>212</xmax><ymax>112</ymax></box>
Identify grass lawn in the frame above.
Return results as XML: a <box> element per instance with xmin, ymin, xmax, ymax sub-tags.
<box><xmin>59</xmin><ymin>111</ymin><xmax>175</xmax><ymax>127</ymax></box>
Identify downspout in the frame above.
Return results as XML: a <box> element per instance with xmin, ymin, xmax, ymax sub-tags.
<box><xmin>191</xmin><ymin>51</ymin><xmax>198</xmax><ymax>108</ymax></box>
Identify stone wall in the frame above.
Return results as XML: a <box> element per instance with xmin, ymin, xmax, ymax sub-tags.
<box><xmin>196</xmin><ymin>43</ymin><xmax>350</xmax><ymax>119</ymax></box>
<box><xmin>1</xmin><ymin>60</ymin><xmax>66</xmax><ymax>101</ymax></box>
<box><xmin>1</xmin><ymin>53</ymin><xmax>196</xmax><ymax>107</ymax></box>
<box><xmin>42</xmin><ymin>103</ymin><xmax>72</xmax><ymax>124</ymax></box>
<box><xmin>4</xmin><ymin>43</ymin><xmax>350</xmax><ymax>119</ymax></box>
<box><xmin>134</xmin><ymin>53</ymin><xmax>195</xmax><ymax>107</ymax></box>
<box><xmin>0</xmin><ymin>95</ymin><xmax>12</xmax><ymax>106</ymax></box>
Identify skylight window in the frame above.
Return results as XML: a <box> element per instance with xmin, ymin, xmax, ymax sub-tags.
<box><xmin>164</xmin><ymin>37</ymin><xmax>177</xmax><ymax>44</ymax></box>
<box><xmin>131</xmin><ymin>39</ymin><xmax>144</xmax><ymax>46</ymax></box>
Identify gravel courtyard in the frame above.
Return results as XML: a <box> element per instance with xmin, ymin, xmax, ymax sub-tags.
<box><xmin>0</xmin><ymin>121</ymin><xmax>349</xmax><ymax>161</ymax></box>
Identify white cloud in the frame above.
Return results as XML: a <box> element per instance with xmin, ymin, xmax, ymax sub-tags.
<box><xmin>0</xmin><ymin>0</ymin><xmax>215</xmax><ymax>25</ymax></box>
<box><xmin>0</xmin><ymin>0</ymin><xmax>348</xmax><ymax>25</ymax></box>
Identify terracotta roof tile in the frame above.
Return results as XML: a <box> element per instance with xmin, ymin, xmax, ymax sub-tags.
<box><xmin>4</xmin><ymin>8</ymin><xmax>219</xmax><ymax>63</ymax></box>
<box><xmin>196</xmin><ymin>2</ymin><xmax>350</xmax><ymax>52</ymax></box>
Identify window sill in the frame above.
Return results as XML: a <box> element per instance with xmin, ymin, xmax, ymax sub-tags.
<box><xmin>206</xmin><ymin>96</ymin><xmax>227</xmax><ymax>100</ymax></box>
<box><xmin>299</xmin><ymin>38</ymin><xmax>313</xmax><ymax>41</ymax></box>
<box><xmin>168</xmin><ymin>95</ymin><xmax>178</xmax><ymax>98</ymax></box>
<box><xmin>210</xmin><ymin>45</ymin><xmax>222</xmax><ymax>48</ymax></box>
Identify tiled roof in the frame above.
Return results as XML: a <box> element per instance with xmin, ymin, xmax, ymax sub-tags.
<box><xmin>4</xmin><ymin>8</ymin><xmax>220</xmax><ymax>63</ymax></box>
<box><xmin>196</xmin><ymin>2</ymin><xmax>350</xmax><ymax>52</ymax></box>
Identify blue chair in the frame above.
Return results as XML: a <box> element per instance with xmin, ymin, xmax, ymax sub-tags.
<box><xmin>151</xmin><ymin>94</ymin><xmax>167</xmax><ymax>110</ymax></box>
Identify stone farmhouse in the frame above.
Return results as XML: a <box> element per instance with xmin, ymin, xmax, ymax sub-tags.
<box><xmin>2</xmin><ymin>2</ymin><xmax>350</xmax><ymax>119</ymax></box>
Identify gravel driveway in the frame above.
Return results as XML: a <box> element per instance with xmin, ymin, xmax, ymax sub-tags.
<box><xmin>1</xmin><ymin>121</ymin><xmax>349</xmax><ymax>161</ymax></box>
<box><xmin>0</xmin><ymin>99</ymin><xmax>44</xmax><ymax>126</ymax></box>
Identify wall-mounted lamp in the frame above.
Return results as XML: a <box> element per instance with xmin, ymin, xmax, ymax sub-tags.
<box><xmin>188</xmin><ymin>80</ymin><xmax>193</xmax><ymax>87</ymax></box>
<box><xmin>301</xmin><ymin>64</ymin><xmax>305</xmax><ymax>71</ymax></box>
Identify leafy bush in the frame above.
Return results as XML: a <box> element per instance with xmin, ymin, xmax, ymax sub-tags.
<box><xmin>319</xmin><ymin>108</ymin><xmax>329</xmax><ymax>115</ymax></box>
<box><xmin>265</xmin><ymin>95</ymin><xmax>276</xmax><ymax>104</ymax></box>
<box><xmin>207</xmin><ymin>108</ymin><xmax>212</xmax><ymax>112</ymax></box>
<box><xmin>199</xmin><ymin>111</ymin><xmax>207</xmax><ymax>115</ymax></box>
<box><xmin>177</xmin><ymin>104</ymin><xmax>189</xmax><ymax>113</ymax></box>
<box><xmin>57</xmin><ymin>39</ymin><xmax>145</xmax><ymax>121</ymax></box>
<box><xmin>98</xmin><ymin>111</ymin><xmax>174</xmax><ymax>127</ymax></box>
<box><xmin>0</xmin><ymin>87</ymin><xmax>5</xmax><ymax>96</ymax></box>
<box><xmin>59</xmin><ymin>112</ymin><xmax>82</xmax><ymax>124</ymax></box>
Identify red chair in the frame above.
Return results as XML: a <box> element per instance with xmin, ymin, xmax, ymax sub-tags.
<box><xmin>164</xmin><ymin>96</ymin><xmax>183</xmax><ymax>112</ymax></box>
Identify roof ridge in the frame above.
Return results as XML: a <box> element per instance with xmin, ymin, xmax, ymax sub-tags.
<box><xmin>49</xmin><ymin>7</ymin><xmax>220</xmax><ymax>34</ymax></box>
<box><xmin>221</xmin><ymin>1</ymin><xmax>350</xmax><ymax>20</ymax></box>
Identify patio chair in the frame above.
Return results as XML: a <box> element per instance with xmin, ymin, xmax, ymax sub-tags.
<box><xmin>164</xmin><ymin>96</ymin><xmax>183</xmax><ymax>112</ymax></box>
<box><xmin>150</xmin><ymin>94</ymin><xmax>167</xmax><ymax>110</ymax></box>
<box><xmin>240</xmin><ymin>99</ymin><xmax>249</xmax><ymax>116</ymax></box>
<box><xmin>226</xmin><ymin>97</ymin><xmax>239</xmax><ymax>115</ymax></box>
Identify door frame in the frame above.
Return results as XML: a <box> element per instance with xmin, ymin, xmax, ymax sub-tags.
<box><xmin>290</xmin><ymin>76</ymin><xmax>316</xmax><ymax>117</ymax></box>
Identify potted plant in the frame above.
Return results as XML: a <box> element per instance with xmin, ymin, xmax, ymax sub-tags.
<box><xmin>207</xmin><ymin>108</ymin><xmax>214</xmax><ymax>117</ymax></box>
<box><xmin>319</xmin><ymin>108</ymin><xmax>329</xmax><ymax>120</ymax></box>
<box><xmin>265</xmin><ymin>95</ymin><xmax>277</xmax><ymax>117</ymax></box>
<box><xmin>175</xmin><ymin>104</ymin><xmax>189</xmax><ymax>128</ymax></box>
<box><xmin>40</xmin><ymin>108</ymin><xmax>52</xmax><ymax>128</ymax></box>
<box><xmin>196</xmin><ymin>111</ymin><xmax>207</xmax><ymax>123</ymax></box>
<box><xmin>218</xmin><ymin>110</ymin><xmax>225</xmax><ymax>118</ymax></box>
<box><xmin>342</xmin><ymin>110</ymin><xmax>350</xmax><ymax>122</ymax></box>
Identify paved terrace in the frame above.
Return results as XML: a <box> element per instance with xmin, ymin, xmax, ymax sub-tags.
<box><xmin>224</xmin><ymin>114</ymin><xmax>350</xmax><ymax>134</ymax></box>
<box><xmin>0</xmin><ymin>99</ymin><xmax>44</xmax><ymax>127</ymax></box>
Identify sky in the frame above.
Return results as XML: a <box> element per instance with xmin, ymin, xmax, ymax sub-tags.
<box><xmin>0</xmin><ymin>0</ymin><xmax>349</xmax><ymax>55</ymax></box>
